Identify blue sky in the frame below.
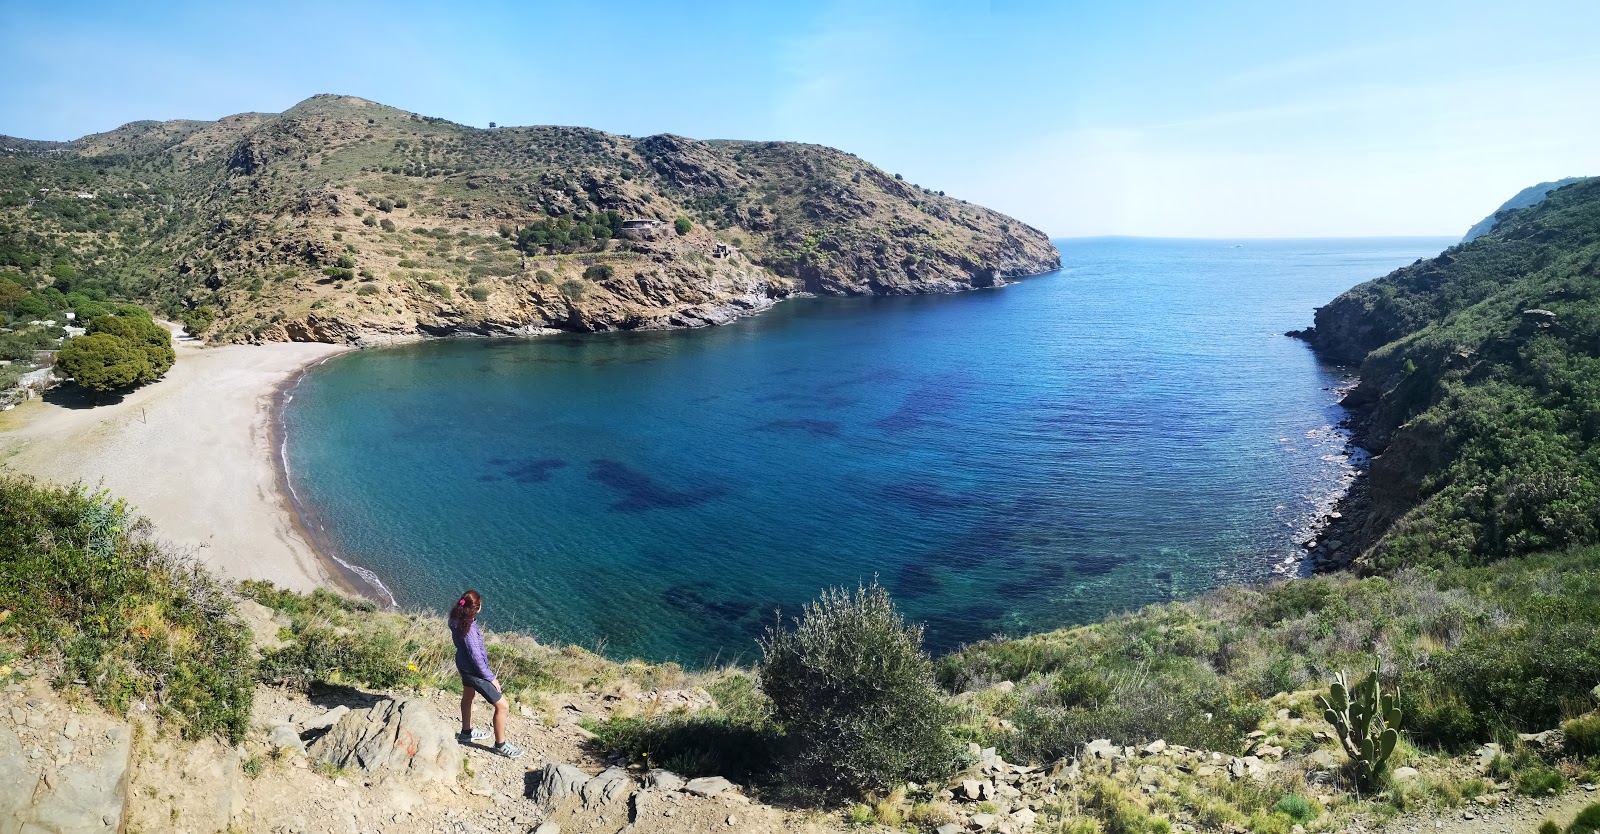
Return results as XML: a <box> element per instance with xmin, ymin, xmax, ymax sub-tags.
<box><xmin>3</xmin><ymin>0</ymin><xmax>1597</xmax><ymax>237</ymax></box>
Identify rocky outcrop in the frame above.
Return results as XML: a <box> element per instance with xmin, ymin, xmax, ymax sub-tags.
<box><xmin>1</xmin><ymin>681</ymin><xmax>134</xmax><ymax>834</ymax></box>
<box><xmin>306</xmin><ymin>697</ymin><xmax>457</xmax><ymax>783</ymax></box>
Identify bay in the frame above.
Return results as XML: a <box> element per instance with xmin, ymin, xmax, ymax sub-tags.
<box><xmin>281</xmin><ymin>236</ymin><xmax>1451</xmax><ymax>663</ymax></box>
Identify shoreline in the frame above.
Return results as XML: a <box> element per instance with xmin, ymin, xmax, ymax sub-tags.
<box><xmin>0</xmin><ymin>340</ymin><xmax>353</xmax><ymax>594</ymax></box>
<box><xmin>267</xmin><ymin>352</ymin><xmax>399</xmax><ymax>607</ymax></box>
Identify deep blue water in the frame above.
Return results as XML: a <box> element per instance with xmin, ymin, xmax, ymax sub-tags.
<box><xmin>281</xmin><ymin>237</ymin><xmax>1451</xmax><ymax>664</ymax></box>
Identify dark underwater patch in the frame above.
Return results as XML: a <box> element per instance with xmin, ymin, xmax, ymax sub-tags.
<box><xmin>893</xmin><ymin>561</ymin><xmax>941</xmax><ymax>598</ymax></box>
<box><xmin>505</xmin><ymin>458</ymin><xmax>568</xmax><ymax>483</ymax></box>
<box><xmin>755</xmin><ymin>418</ymin><xmax>841</xmax><ymax>437</ymax></box>
<box><xmin>588</xmin><ymin>459</ymin><xmax>726</xmax><ymax>511</ymax></box>
<box><xmin>662</xmin><ymin>585</ymin><xmax>753</xmax><ymax>623</ymax></box>
<box><xmin>875</xmin><ymin>373</ymin><xmax>970</xmax><ymax>433</ymax></box>
<box><xmin>879</xmin><ymin>480</ymin><xmax>969</xmax><ymax>513</ymax></box>
<box><xmin>1073</xmin><ymin>551</ymin><xmax>1129</xmax><ymax>577</ymax></box>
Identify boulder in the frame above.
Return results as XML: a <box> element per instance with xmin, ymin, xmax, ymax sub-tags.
<box><xmin>644</xmin><ymin>768</ymin><xmax>686</xmax><ymax>791</ymax></box>
<box><xmin>1393</xmin><ymin>766</ymin><xmax>1420</xmax><ymax>780</ymax></box>
<box><xmin>683</xmin><ymin>776</ymin><xmax>736</xmax><ymax>797</ymax></box>
<box><xmin>972</xmin><ymin>812</ymin><xmax>998</xmax><ymax>830</ymax></box>
<box><xmin>1141</xmin><ymin>740</ymin><xmax>1167</xmax><ymax>756</ymax></box>
<box><xmin>268</xmin><ymin>723</ymin><xmax>305</xmax><ymax>755</ymax></box>
<box><xmin>1084</xmin><ymin>739</ymin><xmax>1117</xmax><ymax>760</ymax></box>
<box><xmin>936</xmin><ymin>825</ymin><xmax>964</xmax><ymax>834</ymax></box>
<box><xmin>580</xmin><ymin>767</ymin><xmax>635</xmax><ymax>807</ymax></box>
<box><xmin>1518</xmin><ymin>729</ymin><xmax>1564</xmax><ymax>754</ymax></box>
<box><xmin>530</xmin><ymin>762</ymin><xmax>591</xmax><ymax>805</ymax></box>
<box><xmin>307</xmin><ymin>698</ymin><xmax>455</xmax><ymax>783</ymax></box>
<box><xmin>299</xmin><ymin>705</ymin><xmax>350</xmax><ymax>732</ymax></box>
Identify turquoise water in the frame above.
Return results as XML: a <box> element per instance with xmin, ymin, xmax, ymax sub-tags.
<box><xmin>281</xmin><ymin>237</ymin><xmax>1451</xmax><ymax>664</ymax></box>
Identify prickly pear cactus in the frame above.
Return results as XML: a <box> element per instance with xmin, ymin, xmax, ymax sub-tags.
<box><xmin>1316</xmin><ymin>667</ymin><xmax>1402</xmax><ymax>787</ymax></box>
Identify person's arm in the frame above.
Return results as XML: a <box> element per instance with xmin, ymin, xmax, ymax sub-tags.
<box><xmin>467</xmin><ymin>623</ymin><xmax>495</xmax><ymax>682</ymax></box>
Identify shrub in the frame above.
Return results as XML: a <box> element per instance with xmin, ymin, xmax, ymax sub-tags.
<box><xmin>585</xmin><ymin>712</ymin><xmax>779</xmax><ymax>782</ymax></box>
<box><xmin>674</xmin><ymin>216</ymin><xmax>692</xmax><ymax>235</ymax></box>
<box><xmin>582</xmin><ymin>264</ymin><xmax>613</xmax><ymax>282</ymax></box>
<box><xmin>1273</xmin><ymin>795</ymin><xmax>1315</xmax><ymax>823</ymax></box>
<box><xmin>0</xmin><ymin>477</ymin><xmax>253</xmax><ymax>741</ymax></box>
<box><xmin>426</xmin><ymin>282</ymin><xmax>451</xmax><ymax>298</ymax></box>
<box><xmin>559</xmin><ymin>279</ymin><xmax>587</xmax><ymax>300</ymax></box>
<box><xmin>467</xmin><ymin>286</ymin><xmax>490</xmax><ymax>302</ymax></box>
<box><xmin>355</xmin><ymin>285</ymin><xmax>379</xmax><ymax>296</ymax></box>
<box><xmin>1514</xmin><ymin>766</ymin><xmax>1566</xmax><ymax>796</ymax></box>
<box><xmin>1570</xmin><ymin>803</ymin><xmax>1600</xmax><ymax>834</ymax></box>
<box><xmin>760</xmin><ymin>582</ymin><xmax>962</xmax><ymax>798</ymax></box>
<box><xmin>380</xmin><ymin>218</ymin><xmax>396</xmax><ymax>232</ymax></box>
<box><xmin>535</xmin><ymin>270</ymin><xmax>555</xmax><ymax>284</ymax></box>
<box><xmin>1564</xmin><ymin>713</ymin><xmax>1600</xmax><ymax>757</ymax></box>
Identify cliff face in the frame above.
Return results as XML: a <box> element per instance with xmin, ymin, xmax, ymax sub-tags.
<box><xmin>0</xmin><ymin>95</ymin><xmax>1059</xmax><ymax>343</ymax></box>
<box><xmin>1296</xmin><ymin>177</ymin><xmax>1600</xmax><ymax>568</ymax></box>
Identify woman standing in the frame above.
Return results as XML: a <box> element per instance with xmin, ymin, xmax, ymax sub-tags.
<box><xmin>448</xmin><ymin>590</ymin><xmax>524</xmax><ymax>759</ymax></box>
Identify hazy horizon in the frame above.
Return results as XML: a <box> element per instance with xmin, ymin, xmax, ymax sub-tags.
<box><xmin>4</xmin><ymin>0</ymin><xmax>1596</xmax><ymax>239</ymax></box>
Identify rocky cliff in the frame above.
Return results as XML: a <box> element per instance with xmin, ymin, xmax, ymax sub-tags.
<box><xmin>0</xmin><ymin>95</ymin><xmax>1059</xmax><ymax>343</ymax></box>
<box><xmin>1294</xmin><ymin>177</ymin><xmax>1600</xmax><ymax>568</ymax></box>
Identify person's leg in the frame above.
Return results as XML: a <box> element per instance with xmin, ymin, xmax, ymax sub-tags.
<box><xmin>460</xmin><ymin>686</ymin><xmax>475</xmax><ymax>734</ymax></box>
<box><xmin>493</xmin><ymin>695</ymin><xmax>509</xmax><ymax>745</ymax></box>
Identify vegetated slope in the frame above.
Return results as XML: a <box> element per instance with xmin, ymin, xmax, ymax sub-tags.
<box><xmin>1297</xmin><ymin>177</ymin><xmax>1600</xmax><ymax>569</ymax></box>
<box><xmin>1462</xmin><ymin>176</ymin><xmax>1590</xmax><ymax>242</ymax></box>
<box><xmin>0</xmin><ymin>95</ymin><xmax>1058</xmax><ymax>343</ymax></box>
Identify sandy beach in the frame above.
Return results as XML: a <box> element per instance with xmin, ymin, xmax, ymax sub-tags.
<box><xmin>0</xmin><ymin>338</ymin><xmax>350</xmax><ymax>592</ymax></box>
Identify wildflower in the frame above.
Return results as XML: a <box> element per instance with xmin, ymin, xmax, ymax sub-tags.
<box><xmin>407</xmin><ymin>662</ymin><xmax>419</xmax><ymax>672</ymax></box>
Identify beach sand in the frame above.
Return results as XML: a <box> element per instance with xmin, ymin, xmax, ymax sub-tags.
<box><xmin>0</xmin><ymin>339</ymin><xmax>349</xmax><ymax>591</ymax></box>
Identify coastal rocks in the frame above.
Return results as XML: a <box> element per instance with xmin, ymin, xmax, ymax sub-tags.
<box><xmin>644</xmin><ymin>768</ymin><xmax>686</xmax><ymax>791</ymax></box>
<box><xmin>683</xmin><ymin>776</ymin><xmax>737</xmax><ymax>798</ymax></box>
<box><xmin>530</xmin><ymin>762</ymin><xmax>591</xmax><ymax>805</ymax></box>
<box><xmin>306</xmin><ymin>698</ymin><xmax>455</xmax><ymax>783</ymax></box>
<box><xmin>579</xmin><ymin>767</ymin><xmax>635</xmax><ymax>807</ymax></box>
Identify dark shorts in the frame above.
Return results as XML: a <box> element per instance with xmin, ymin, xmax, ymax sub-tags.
<box><xmin>461</xmin><ymin>674</ymin><xmax>503</xmax><ymax>704</ymax></box>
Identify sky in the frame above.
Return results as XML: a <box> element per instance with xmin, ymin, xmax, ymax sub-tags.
<box><xmin>3</xmin><ymin>0</ymin><xmax>1598</xmax><ymax>238</ymax></box>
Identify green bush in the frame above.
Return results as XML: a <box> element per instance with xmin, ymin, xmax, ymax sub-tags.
<box><xmin>559</xmin><ymin>279</ymin><xmax>587</xmax><ymax>300</ymax></box>
<box><xmin>674</xmin><ymin>216</ymin><xmax>692</xmax><ymax>235</ymax></box>
<box><xmin>582</xmin><ymin>264</ymin><xmax>613</xmax><ymax>282</ymax></box>
<box><xmin>1515</xmin><ymin>766</ymin><xmax>1566</xmax><ymax>796</ymax></box>
<box><xmin>1273</xmin><ymin>795</ymin><xmax>1315</xmax><ymax>823</ymax></box>
<box><xmin>0</xmin><ymin>477</ymin><xmax>252</xmax><ymax>741</ymax></box>
<box><xmin>356</xmin><ymin>285</ymin><xmax>379</xmax><ymax>296</ymax></box>
<box><xmin>1562</xmin><ymin>713</ymin><xmax>1600</xmax><ymax>757</ymax></box>
<box><xmin>760</xmin><ymin>582</ymin><xmax>963</xmax><ymax>798</ymax></box>
<box><xmin>1570</xmin><ymin>803</ymin><xmax>1600</xmax><ymax>834</ymax></box>
<box><xmin>467</xmin><ymin>286</ymin><xmax>490</xmax><ymax>302</ymax></box>
<box><xmin>534</xmin><ymin>270</ymin><xmax>555</xmax><ymax>284</ymax></box>
<box><xmin>586</xmin><ymin>711</ymin><xmax>780</xmax><ymax>782</ymax></box>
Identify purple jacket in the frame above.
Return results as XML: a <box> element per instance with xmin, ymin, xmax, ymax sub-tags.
<box><xmin>450</xmin><ymin>618</ymin><xmax>494</xmax><ymax>680</ymax></box>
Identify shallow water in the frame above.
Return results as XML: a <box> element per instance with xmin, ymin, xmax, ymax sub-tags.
<box><xmin>281</xmin><ymin>236</ymin><xmax>1450</xmax><ymax>663</ymax></box>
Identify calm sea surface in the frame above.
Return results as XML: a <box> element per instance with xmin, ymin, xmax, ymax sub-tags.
<box><xmin>281</xmin><ymin>237</ymin><xmax>1451</xmax><ymax>663</ymax></box>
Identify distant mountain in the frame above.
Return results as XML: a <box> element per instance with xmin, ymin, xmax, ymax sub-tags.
<box><xmin>0</xmin><ymin>95</ymin><xmax>1059</xmax><ymax>343</ymax></box>
<box><xmin>1461</xmin><ymin>176</ymin><xmax>1589</xmax><ymax>242</ymax></box>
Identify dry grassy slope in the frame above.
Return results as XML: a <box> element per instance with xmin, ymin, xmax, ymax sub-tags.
<box><xmin>7</xmin><ymin>94</ymin><xmax>1059</xmax><ymax>343</ymax></box>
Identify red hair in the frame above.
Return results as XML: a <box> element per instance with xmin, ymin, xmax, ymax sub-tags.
<box><xmin>449</xmin><ymin>589</ymin><xmax>482</xmax><ymax>629</ymax></box>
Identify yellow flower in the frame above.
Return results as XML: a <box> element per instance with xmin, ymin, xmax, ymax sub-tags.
<box><xmin>0</xmin><ymin>666</ymin><xmax>11</xmax><ymax>677</ymax></box>
<box><xmin>407</xmin><ymin>662</ymin><xmax>419</xmax><ymax>672</ymax></box>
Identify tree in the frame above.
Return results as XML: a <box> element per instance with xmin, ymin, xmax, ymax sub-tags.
<box><xmin>56</xmin><ymin>334</ymin><xmax>153</xmax><ymax>394</ymax></box>
<box><xmin>759</xmin><ymin>582</ymin><xmax>962</xmax><ymax>798</ymax></box>
<box><xmin>87</xmin><ymin>311</ymin><xmax>173</xmax><ymax>377</ymax></box>
<box><xmin>674</xmin><ymin>216</ymin><xmax>692</xmax><ymax>235</ymax></box>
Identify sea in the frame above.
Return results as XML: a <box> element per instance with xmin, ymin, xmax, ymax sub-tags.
<box><xmin>279</xmin><ymin>236</ymin><xmax>1453</xmax><ymax>664</ymax></box>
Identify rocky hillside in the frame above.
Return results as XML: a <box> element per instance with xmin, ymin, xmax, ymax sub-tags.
<box><xmin>0</xmin><ymin>94</ymin><xmax>1059</xmax><ymax>343</ymax></box>
<box><xmin>1293</xmin><ymin>177</ymin><xmax>1600</xmax><ymax>568</ymax></box>
<box><xmin>1462</xmin><ymin>176</ymin><xmax>1590</xmax><ymax>242</ymax></box>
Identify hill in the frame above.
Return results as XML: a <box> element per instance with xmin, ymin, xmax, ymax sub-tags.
<box><xmin>1461</xmin><ymin>176</ymin><xmax>1589</xmax><ymax>242</ymax></box>
<box><xmin>0</xmin><ymin>95</ymin><xmax>1059</xmax><ymax>343</ymax></box>
<box><xmin>1294</xmin><ymin>177</ymin><xmax>1600</xmax><ymax>569</ymax></box>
